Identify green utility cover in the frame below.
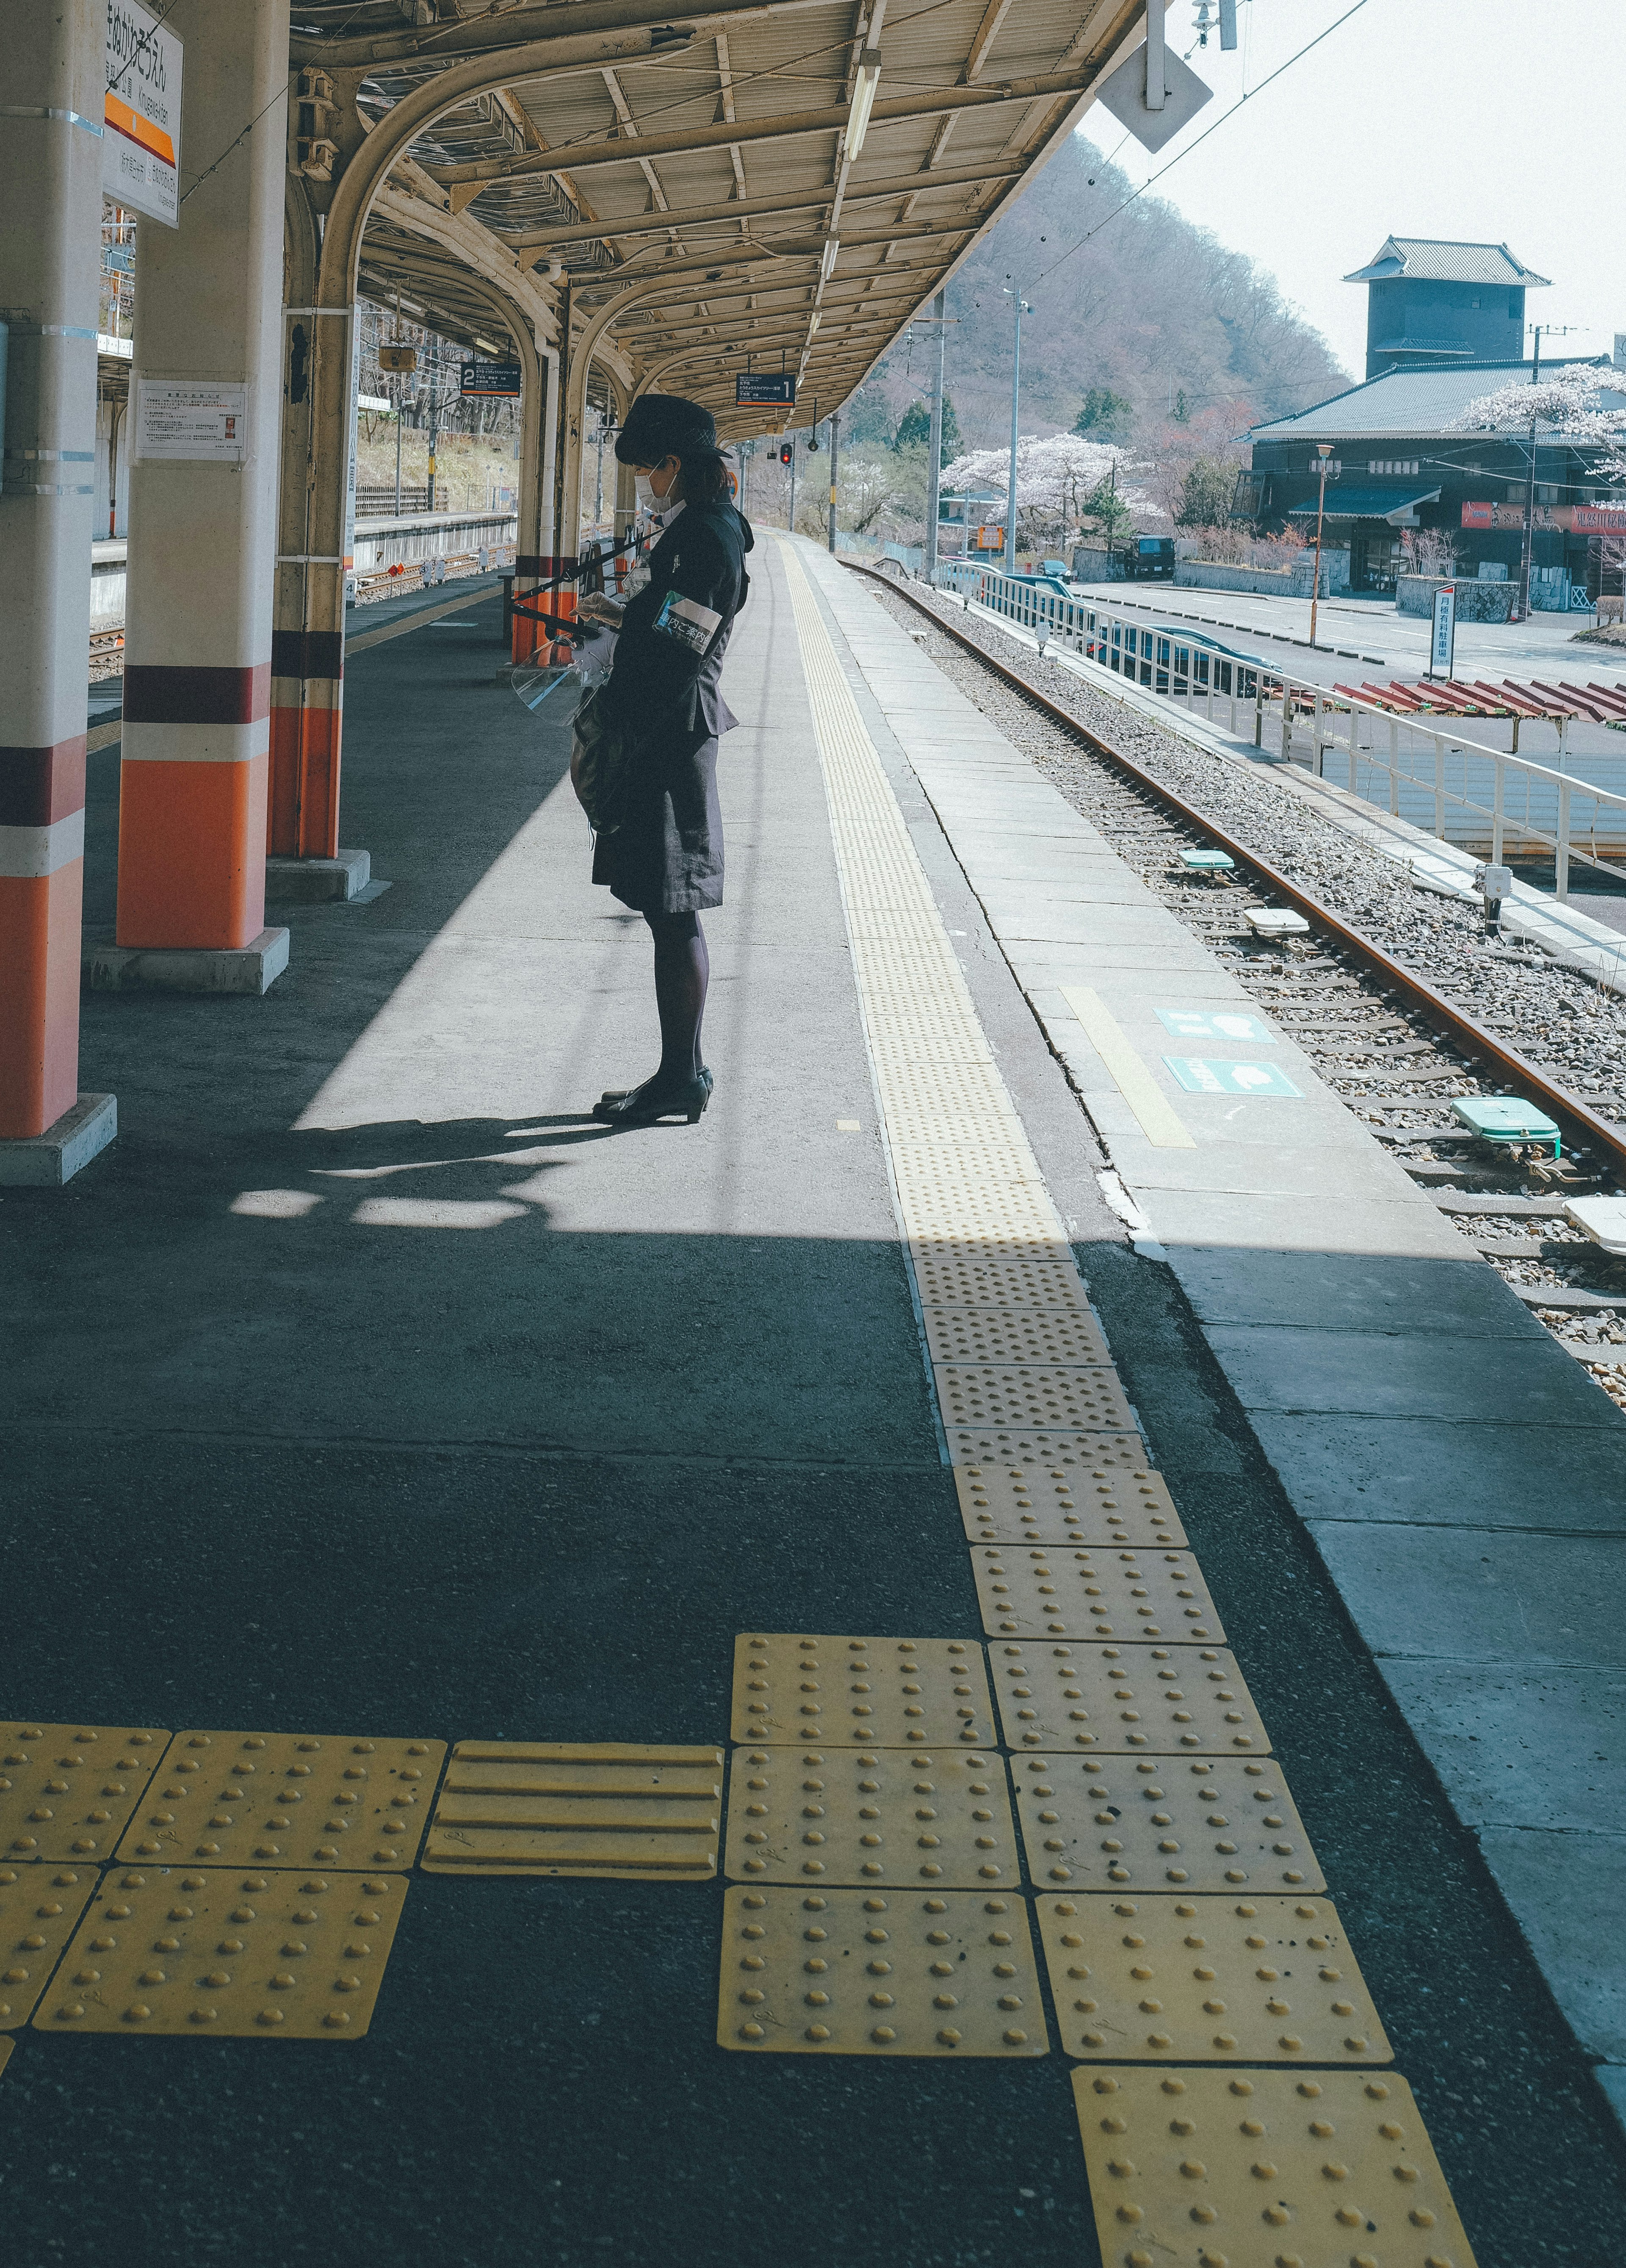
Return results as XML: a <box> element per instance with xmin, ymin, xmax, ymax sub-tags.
<box><xmin>1453</xmin><ymin>1096</ymin><xmax>1561</xmax><ymax>1151</ymax></box>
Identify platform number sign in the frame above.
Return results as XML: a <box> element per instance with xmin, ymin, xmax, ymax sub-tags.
<box><xmin>736</xmin><ymin>373</ymin><xmax>796</xmax><ymax>405</ymax></box>
<box><xmin>104</xmin><ymin>0</ymin><xmax>183</xmax><ymax>228</ymax></box>
<box><xmin>461</xmin><ymin>361</ymin><xmax>523</xmax><ymax>398</ymax></box>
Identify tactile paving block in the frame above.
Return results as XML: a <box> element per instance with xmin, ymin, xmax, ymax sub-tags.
<box><xmin>37</xmin><ymin>1866</ymin><xmax>408</xmax><ymax>2038</ymax></box>
<box><xmin>0</xmin><ymin>1866</ymin><xmax>97</xmax><ymax>2027</ymax></box>
<box><xmin>912</xmin><ymin>1250</ymin><xmax>1092</xmax><ymax>1308</ymax></box>
<box><xmin>719</xmin><ymin>1886</ymin><xmax>1048</xmax><ymax>2056</ymax></box>
<box><xmin>973</xmin><ymin>1546</ymin><xmax>1225</xmax><ymax>1643</ymax></box>
<box><xmin>725</xmin><ymin>1748</ymin><xmax>1018</xmax><ymax>1888</ymax></box>
<box><xmin>733</xmin><ymin>1635</ymin><xmax>996</xmax><ymax>1748</ymax></box>
<box><xmin>923</xmin><ymin>1305</ymin><xmax>1112</xmax><ymax>1368</ymax></box>
<box><xmin>937</xmin><ymin>1366</ymin><xmax>1139</xmax><ymax>1435</ymax></box>
<box><xmin>993</xmin><ymin>1644</ymin><xmax>1272</xmax><ymax>1756</ymax></box>
<box><xmin>910</xmin><ymin>1233</ymin><xmax>1078</xmax><ymax>1271</ymax></box>
<box><xmin>0</xmin><ymin>1722</ymin><xmax>169</xmax><ymax>1865</ymax></box>
<box><xmin>115</xmin><ymin>1731</ymin><xmax>446</xmax><ymax>1871</ymax></box>
<box><xmin>1045</xmin><ymin>1895</ymin><xmax>1389</xmax><ymax>2063</ymax></box>
<box><xmin>1073</xmin><ymin>2068</ymin><xmax>1473</xmax><ymax>2268</ymax></box>
<box><xmin>957</xmin><ymin>1460</ymin><xmax>1188</xmax><ymax>1548</ymax></box>
<box><xmin>422</xmin><ymin>1743</ymin><xmax>722</xmax><ymax>1877</ymax></box>
<box><xmin>1012</xmin><ymin>1755</ymin><xmax>1322</xmax><ymax>1896</ymax></box>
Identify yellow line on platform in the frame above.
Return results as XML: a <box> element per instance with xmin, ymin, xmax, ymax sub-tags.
<box><xmin>1059</xmin><ymin>987</ymin><xmax>1195</xmax><ymax>1149</ymax></box>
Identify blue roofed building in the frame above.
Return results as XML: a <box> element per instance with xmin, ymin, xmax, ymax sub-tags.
<box><xmin>1344</xmin><ymin>235</ymin><xmax>1550</xmax><ymax>380</ymax></box>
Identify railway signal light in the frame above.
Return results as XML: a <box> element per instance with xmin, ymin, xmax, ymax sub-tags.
<box><xmin>780</xmin><ymin>443</ymin><xmax>793</xmax><ymax>465</ymax></box>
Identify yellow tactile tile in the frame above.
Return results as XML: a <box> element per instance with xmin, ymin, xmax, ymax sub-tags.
<box><xmin>37</xmin><ymin>1866</ymin><xmax>408</xmax><ymax>2038</ymax></box>
<box><xmin>1073</xmin><ymin>2067</ymin><xmax>1474</xmax><ymax>2268</ymax></box>
<box><xmin>911</xmin><ymin>1252</ymin><xmax>1092</xmax><ymax>1308</ymax></box>
<box><xmin>936</xmin><ymin>1365</ymin><xmax>1139</xmax><ymax>1435</ymax></box>
<box><xmin>724</xmin><ymin>1748</ymin><xmax>1017</xmax><ymax>1888</ymax></box>
<box><xmin>0</xmin><ymin>1722</ymin><xmax>169</xmax><ymax>1865</ymax></box>
<box><xmin>422</xmin><ymin>1743</ymin><xmax>722</xmax><ymax>1878</ymax></box>
<box><xmin>973</xmin><ymin>1545</ymin><xmax>1225</xmax><ymax>1643</ymax></box>
<box><xmin>950</xmin><ymin>1427</ymin><xmax>1150</xmax><ymax>1477</ymax></box>
<box><xmin>0</xmin><ymin>1866</ymin><xmax>97</xmax><ymax>2027</ymax></box>
<box><xmin>956</xmin><ymin>1461</ymin><xmax>1188</xmax><ymax>1549</ymax></box>
<box><xmin>910</xmin><ymin>1234</ymin><xmax>1079</xmax><ymax>1271</ymax></box>
<box><xmin>1045</xmin><ymin>1894</ymin><xmax>1390</xmax><ymax>2063</ymax></box>
<box><xmin>993</xmin><ymin>1644</ymin><xmax>1272</xmax><ymax>1756</ymax></box>
<box><xmin>1012</xmin><ymin>1754</ymin><xmax>1323</xmax><ymax>1896</ymax></box>
<box><xmin>719</xmin><ymin>1884</ymin><xmax>1047</xmax><ymax>2056</ymax></box>
<box><xmin>732</xmin><ymin>1635</ymin><xmax>996</xmax><ymax>1748</ymax></box>
<box><xmin>115</xmin><ymin>1731</ymin><xmax>446</xmax><ymax>1872</ymax></box>
<box><xmin>902</xmin><ymin>1194</ymin><xmax>1070</xmax><ymax>1246</ymax></box>
<box><xmin>922</xmin><ymin>1305</ymin><xmax>1112</xmax><ymax>1368</ymax></box>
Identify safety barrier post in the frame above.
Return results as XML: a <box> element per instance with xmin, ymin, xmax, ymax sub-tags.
<box><xmin>117</xmin><ymin>0</ymin><xmax>287</xmax><ymax>965</ymax></box>
<box><xmin>1433</xmin><ymin>734</ymin><xmax>1445</xmax><ymax>837</ymax></box>
<box><xmin>1389</xmin><ymin>720</ymin><xmax>1399</xmax><ymax>816</ymax></box>
<box><xmin>1492</xmin><ymin>756</ymin><xmax>1505</xmax><ymax>864</ymax></box>
<box><xmin>1253</xmin><ymin>678</ymin><xmax>1264</xmax><ymax>747</ymax></box>
<box><xmin>0</xmin><ymin>0</ymin><xmax>114</xmax><ymax>1178</ymax></box>
<box><xmin>1557</xmin><ymin>782</ymin><xmax>1571</xmax><ymax>900</ymax></box>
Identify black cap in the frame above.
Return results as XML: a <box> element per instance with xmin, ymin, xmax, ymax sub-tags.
<box><xmin>614</xmin><ymin>393</ymin><xmax>722</xmax><ymax>466</ymax></box>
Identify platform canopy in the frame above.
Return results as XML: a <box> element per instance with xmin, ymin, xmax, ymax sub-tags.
<box><xmin>288</xmin><ymin>0</ymin><xmax>1153</xmax><ymax>437</ymax></box>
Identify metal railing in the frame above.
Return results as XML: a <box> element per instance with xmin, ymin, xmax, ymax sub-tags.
<box><xmin>932</xmin><ymin>558</ymin><xmax>1626</xmax><ymax>898</ymax></box>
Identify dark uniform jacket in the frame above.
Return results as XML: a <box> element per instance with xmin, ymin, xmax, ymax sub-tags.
<box><xmin>592</xmin><ymin>498</ymin><xmax>754</xmax><ymax>914</ymax></box>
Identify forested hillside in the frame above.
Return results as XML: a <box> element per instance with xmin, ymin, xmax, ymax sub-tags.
<box><xmin>842</xmin><ymin>133</ymin><xmax>1349</xmax><ymax>453</ymax></box>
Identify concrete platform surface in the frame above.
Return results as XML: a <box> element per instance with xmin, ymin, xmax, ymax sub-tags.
<box><xmin>0</xmin><ymin>548</ymin><xmax>1621</xmax><ymax>2263</ymax></box>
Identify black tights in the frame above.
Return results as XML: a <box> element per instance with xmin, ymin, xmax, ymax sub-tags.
<box><xmin>645</xmin><ymin>910</ymin><xmax>709</xmax><ymax>1084</ymax></box>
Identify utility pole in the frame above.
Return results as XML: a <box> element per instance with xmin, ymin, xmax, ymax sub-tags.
<box><xmin>925</xmin><ymin>287</ymin><xmax>946</xmax><ymax>579</ymax></box>
<box><xmin>788</xmin><ymin>433</ymin><xmax>798</xmax><ymax>536</ymax></box>
<box><xmin>1309</xmin><ymin>443</ymin><xmax>1333</xmax><ymax>646</ymax></box>
<box><xmin>827</xmin><ymin>410</ymin><xmax>841</xmax><ymax>553</ymax></box>
<box><xmin>1516</xmin><ymin>323</ymin><xmax>1576</xmax><ymax>622</ymax></box>
<box><xmin>1001</xmin><ymin>283</ymin><xmax>1030</xmax><ymax>575</ymax></box>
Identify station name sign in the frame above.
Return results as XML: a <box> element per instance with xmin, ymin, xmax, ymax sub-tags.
<box><xmin>736</xmin><ymin>373</ymin><xmax>796</xmax><ymax>405</ymax></box>
<box><xmin>1463</xmin><ymin>499</ymin><xmax>1626</xmax><ymax>534</ymax></box>
<box><xmin>461</xmin><ymin>360</ymin><xmax>523</xmax><ymax>397</ymax></box>
<box><xmin>104</xmin><ymin>0</ymin><xmax>183</xmax><ymax>228</ymax></box>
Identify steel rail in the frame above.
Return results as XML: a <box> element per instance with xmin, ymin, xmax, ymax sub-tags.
<box><xmin>846</xmin><ymin>560</ymin><xmax>1626</xmax><ymax>1179</ymax></box>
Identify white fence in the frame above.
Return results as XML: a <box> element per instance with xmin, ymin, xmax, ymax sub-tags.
<box><xmin>933</xmin><ymin>558</ymin><xmax>1626</xmax><ymax>895</ymax></box>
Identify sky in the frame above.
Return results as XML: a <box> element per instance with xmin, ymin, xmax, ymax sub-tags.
<box><xmin>1065</xmin><ymin>0</ymin><xmax>1626</xmax><ymax>386</ymax></box>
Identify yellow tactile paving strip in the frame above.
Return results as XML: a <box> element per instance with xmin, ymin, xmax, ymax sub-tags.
<box><xmin>754</xmin><ymin>540</ymin><xmax>1475</xmax><ymax>2249</ymax></box>
<box><xmin>731</xmin><ymin>1634</ymin><xmax>995</xmax><ymax>1748</ymax></box>
<box><xmin>0</xmin><ymin>1867</ymin><xmax>97</xmax><ymax>2027</ymax></box>
<box><xmin>994</xmin><ymin>1643</ymin><xmax>1272</xmax><ymax>1755</ymax></box>
<box><xmin>422</xmin><ymin>1743</ymin><xmax>722</xmax><ymax>1878</ymax></box>
<box><xmin>115</xmin><ymin>1731</ymin><xmax>445</xmax><ymax>1872</ymax></box>
<box><xmin>1012</xmin><ymin>1755</ymin><xmax>1323</xmax><ymax>1896</ymax></box>
<box><xmin>37</xmin><ymin>1866</ymin><xmax>408</xmax><ymax>2037</ymax></box>
<box><xmin>1042</xmin><ymin>1895</ymin><xmax>1389</xmax><ymax>2064</ymax></box>
<box><xmin>719</xmin><ymin>1885</ymin><xmax>1047</xmax><ymax>2056</ymax></box>
<box><xmin>723</xmin><ymin>1748</ymin><xmax>1018</xmax><ymax>1887</ymax></box>
<box><xmin>1073</xmin><ymin>2068</ymin><xmax>1472</xmax><ymax>2268</ymax></box>
<box><xmin>0</xmin><ymin>1723</ymin><xmax>169</xmax><ymax>1865</ymax></box>
<box><xmin>973</xmin><ymin>1545</ymin><xmax>1225</xmax><ymax>1643</ymax></box>
<box><xmin>956</xmin><ymin>1462</ymin><xmax>1188</xmax><ymax>1548</ymax></box>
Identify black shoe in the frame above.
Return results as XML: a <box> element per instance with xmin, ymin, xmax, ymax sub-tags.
<box><xmin>592</xmin><ymin>1070</ymin><xmax>712</xmax><ymax>1126</ymax></box>
<box><xmin>598</xmin><ymin>1065</ymin><xmax>710</xmax><ymax>1108</ymax></box>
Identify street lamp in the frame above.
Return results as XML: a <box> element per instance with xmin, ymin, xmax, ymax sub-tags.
<box><xmin>1001</xmin><ymin>282</ymin><xmax>1031</xmax><ymax>576</ymax></box>
<box><xmin>1309</xmin><ymin>442</ymin><xmax>1333</xmax><ymax>646</ymax></box>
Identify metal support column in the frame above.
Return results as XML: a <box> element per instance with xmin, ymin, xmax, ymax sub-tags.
<box><xmin>118</xmin><ymin>0</ymin><xmax>290</xmax><ymax>956</ymax></box>
<box><xmin>827</xmin><ymin>409</ymin><xmax>840</xmax><ymax>554</ymax></box>
<box><xmin>0</xmin><ymin>0</ymin><xmax>115</xmax><ymax>1175</ymax></box>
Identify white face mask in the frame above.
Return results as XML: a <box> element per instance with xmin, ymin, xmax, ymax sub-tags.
<box><xmin>634</xmin><ymin>473</ymin><xmax>657</xmax><ymax>511</ymax></box>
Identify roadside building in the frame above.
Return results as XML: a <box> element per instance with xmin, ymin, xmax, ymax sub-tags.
<box><xmin>1242</xmin><ymin>236</ymin><xmax>1623</xmax><ymax>610</ymax></box>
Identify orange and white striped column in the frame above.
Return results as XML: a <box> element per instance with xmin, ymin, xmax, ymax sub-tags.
<box><xmin>0</xmin><ymin>0</ymin><xmax>115</xmax><ymax>1178</ymax></box>
<box><xmin>115</xmin><ymin>0</ymin><xmax>288</xmax><ymax>963</ymax></box>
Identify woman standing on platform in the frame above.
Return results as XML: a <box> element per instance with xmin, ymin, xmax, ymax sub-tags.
<box><xmin>574</xmin><ymin>393</ymin><xmax>754</xmax><ymax>1127</ymax></box>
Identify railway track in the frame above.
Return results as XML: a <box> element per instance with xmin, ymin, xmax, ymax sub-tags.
<box><xmin>852</xmin><ymin>561</ymin><xmax>1626</xmax><ymax>1405</ymax></box>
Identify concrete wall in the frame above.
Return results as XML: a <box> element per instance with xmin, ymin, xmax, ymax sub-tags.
<box><xmin>1174</xmin><ymin>555</ymin><xmax>1349</xmax><ymax>599</ymax></box>
<box><xmin>1396</xmin><ymin>573</ymin><xmax>1514</xmax><ymax>623</ymax></box>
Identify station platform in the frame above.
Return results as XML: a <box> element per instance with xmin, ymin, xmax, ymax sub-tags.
<box><xmin>3</xmin><ymin>534</ymin><xmax>1623</xmax><ymax>2264</ymax></box>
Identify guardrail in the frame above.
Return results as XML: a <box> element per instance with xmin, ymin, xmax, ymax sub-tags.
<box><xmin>933</xmin><ymin>558</ymin><xmax>1626</xmax><ymax>896</ymax></box>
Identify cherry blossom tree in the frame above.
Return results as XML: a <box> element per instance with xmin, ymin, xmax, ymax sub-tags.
<box><xmin>940</xmin><ymin>434</ymin><xmax>1150</xmax><ymax>549</ymax></box>
<box><xmin>1455</xmin><ymin>365</ymin><xmax>1626</xmax><ymax>481</ymax></box>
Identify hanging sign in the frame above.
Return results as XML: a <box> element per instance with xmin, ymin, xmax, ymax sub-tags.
<box><xmin>103</xmin><ymin>0</ymin><xmax>183</xmax><ymax>228</ymax></box>
<box><xmin>461</xmin><ymin>360</ymin><xmax>523</xmax><ymax>397</ymax></box>
<box><xmin>736</xmin><ymin>373</ymin><xmax>796</xmax><ymax>405</ymax></box>
<box><xmin>379</xmin><ymin>344</ymin><xmax>418</xmax><ymax>374</ymax></box>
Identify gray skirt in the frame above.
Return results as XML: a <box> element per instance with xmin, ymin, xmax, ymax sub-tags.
<box><xmin>592</xmin><ymin>730</ymin><xmax>724</xmax><ymax>915</ymax></box>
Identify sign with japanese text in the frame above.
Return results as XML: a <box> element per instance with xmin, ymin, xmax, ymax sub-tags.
<box><xmin>104</xmin><ymin>0</ymin><xmax>182</xmax><ymax>227</ymax></box>
<box><xmin>135</xmin><ymin>380</ymin><xmax>247</xmax><ymax>463</ymax></box>
<box><xmin>735</xmin><ymin>373</ymin><xmax>796</xmax><ymax>405</ymax></box>
<box><xmin>461</xmin><ymin>360</ymin><xmax>523</xmax><ymax>398</ymax></box>
<box><xmin>1463</xmin><ymin>500</ymin><xmax>1626</xmax><ymax>534</ymax></box>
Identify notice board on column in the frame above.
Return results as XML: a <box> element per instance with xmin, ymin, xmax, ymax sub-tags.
<box><xmin>104</xmin><ymin>1</ymin><xmax>184</xmax><ymax>228</ymax></box>
<box><xmin>136</xmin><ymin>382</ymin><xmax>248</xmax><ymax>462</ymax></box>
